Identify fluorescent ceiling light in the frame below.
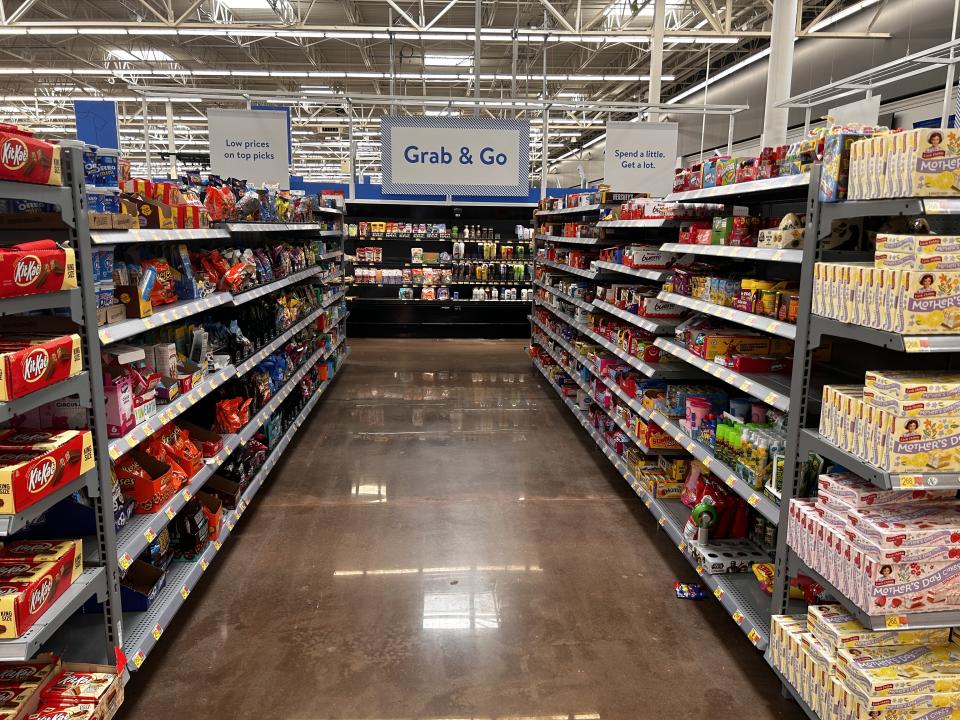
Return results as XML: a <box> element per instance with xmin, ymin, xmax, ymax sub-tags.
<box><xmin>107</xmin><ymin>48</ymin><xmax>172</xmax><ymax>62</ymax></box>
<box><xmin>808</xmin><ymin>0</ymin><xmax>881</xmax><ymax>31</ymax></box>
<box><xmin>423</xmin><ymin>54</ymin><xmax>472</xmax><ymax>67</ymax></box>
<box><xmin>219</xmin><ymin>0</ymin><xmax>272</xmax><ymax>7</ymax></box>
<box><xmin>668</xmin><ymin>48</ymin><xmax>770</xmax><ymax>104</ymax></box>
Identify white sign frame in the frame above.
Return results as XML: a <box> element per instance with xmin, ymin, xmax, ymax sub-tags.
<box><xmin>603</xmin><ymin>121</ymin><xmax>679</xmax><ymax>195</ymax></box>
<box><xmin>208</xmin><ymin>108</ymin><xmax>291</xmax><ymax>189</ymax></box>
<box><xmin>381</xmin><ymin>116</ymin><xmax>530</xmax><ymax>197</ymax></box>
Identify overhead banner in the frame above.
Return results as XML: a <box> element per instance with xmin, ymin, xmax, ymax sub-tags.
<box><xmin>603</xmin><ymin>121</ymin><xmax>678</xmax><ymax>196</ymax></box>
<box><xmin>207</xmin><ymin>108</ymin><xmax>290</xmax><ymax>188</ymax></box>
<box><xmin>382</xmin><ymin>117</ymin><xmax>530</xmax><ymax>197</ymax></box>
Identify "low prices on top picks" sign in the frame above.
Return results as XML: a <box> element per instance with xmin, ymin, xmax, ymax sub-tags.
<box><xmin>382</xmin><ymin>116</ymin><xmax>530</xmax><ymax>197</ymax></box>
<box><xmin>208</xmin><ymin>108</ymin><xmax>291</xmax><ymax>189</ymax></box>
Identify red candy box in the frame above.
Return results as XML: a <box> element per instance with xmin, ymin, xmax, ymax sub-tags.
<box><xmin>0</xmin><ymin>241</ymin><xmax>77</xmax><ymax>300</ymax></box>
<box><xmin>0</xmin><ymin>125</ymin><xmax>61</xmax><ymax>186</ymax></box>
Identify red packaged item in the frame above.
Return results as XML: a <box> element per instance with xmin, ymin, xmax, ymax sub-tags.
<box><xmin>29</xmin><ymin>705</ymin><xmax>99</xmax><ymax>720</ymax></box>
<box><xmin>154</xmin><ymin>424</ymin><xmax>203</xmax><ymax>477</ymax></box>
<box><xmin>0</xmin><ymin>334</ymin><xmax>82</xmax><ymax>403</ymax></box>
<box><xmin>0</xmin><ymin>125</ymin><xmax>61</xmax><ymax>186</ymax></box>
<box><xmin>150</xmin><ymin>182</ymin><xmax>182</xmax><ymax>206</ymax></box>
<box><xmin>121</xmin><ymin>178</ymin><xmax>153</xmax><ymax>196</ymax></box>
<box><xmin>175</xmin><ymin>421</ymin><xmax>223</xmax><ymax>459</ymax></box>
<box><xmin>0</xmin><ymin>430</ymin><xmax>94</xmax><ymax>515</ymax></box>
<box><xmin>214</xmin><ymin>398</ymin><xmax>251</xmax><ymax>434</ymax></box>
<box><xmin>0</xmin><ymin>241</ymin><xmax>77</xmax><ymax>300</ymax></box>
<box><xmin>140</xmin><ymin>258</ymin><xmax>177</xmax><ymax>306</ymax></box>
<box><xmin>114</xmin><ymin>449</ymin><xmax>177</xmax><ymax>513</ymax></box>
<box><xmin>0</xmin><ymin>539</ymin><xmax>80</xmax><ymax>566</ymax></box>
<box><xmin>0</xmin><ymin>555</ymin><xmax>82</xmax><ymax>638</ymax></box>
<box><xmin>0</xmin><ymin>658</ymin><xmax>57</xmax><ymax>688</ymax></box>
<box><xmin>141</xmin><ymin>436</ymin><xmax>188</xmax><ymax>490</ymax></box>
<box><xmin>40</xmin><ymin>670</ymin><xmax>115</xmax><ymax>706</ymax></box>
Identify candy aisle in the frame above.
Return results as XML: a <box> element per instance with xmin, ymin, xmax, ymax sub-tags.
<box><xmin>530</xmin><ymin>126</ymin><xmax>960</xmax><ymax>719</ymax></box>
<box><xmin>0</xmin><ymin>138</ymin><xmax>348</xmax><ymax>718</ymax></box>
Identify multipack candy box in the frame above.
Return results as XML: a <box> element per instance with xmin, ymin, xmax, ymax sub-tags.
<box><xmin>0</xmin><ymin>125</ymin><xmax>61</xmax><ymax>187</ymax></box>
<box><xmin>0</xmin><ymin>430</ymin><xmax>95</xmax><ymax>515</ymax></box>
<box><xmin>0</xmin><ymin>242</ymin><xmax>77</xmax><ymax>300</ymax></box>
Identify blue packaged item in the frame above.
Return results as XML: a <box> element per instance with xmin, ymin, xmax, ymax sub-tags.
<box><xmin>101</xmin><ymin>192</ymin><xmax>120</xmax><ymax>214</ymax></box>
<box><xmin>83</xmin><ymin>145</ymin><xmax>99</xmax><ymax>185</ymax></box>
<box><xmin>86</xmin><ymin>189</ymin><xmax>103</xmax><ymax>213</ymax></box>
<box><xmin>95</xmin><ymin>283</ymin><xmax>115</xmax><ymax>308</ymax></box>
<box><xmin>96</xmin><ymin>147</ymin><xmax>120</xmax><ymax>187</ymax></box>
<box><xmin>138</xmin><ymin>266</ymin><xmax>157</xmax><ymax>301</ymax></box>
<box><xmin>674</xmin><ymin>581</ymin><xmax>706</xmax><ymax>600</ymax></box>
<box><xmin>99</xmin><ymin>246</ymin><xmax>115</xmax><ymax>283</ymax></box>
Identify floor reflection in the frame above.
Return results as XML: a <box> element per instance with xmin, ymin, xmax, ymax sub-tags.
<box><xmin>422</xmin><ymin>590</ymin><xmax>500</xmax><ymax>630</ymax></box>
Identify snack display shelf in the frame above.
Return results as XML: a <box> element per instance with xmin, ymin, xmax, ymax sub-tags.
<box><xmin>796</xmin><ymin>429</ymin><xmax>960</xmax><ymax>490</ymax></box>
<box><xmin>648</xmin><ymin>408</ymin><xmax>781</xmax><ymax>524</ymax></box>
<box><xmin>0</xmin><ymin>567</ymin><xmax>106</xmax><ymax>661</ymax></box>
<box><xmin>0</xmin><ymin>289</ymin><xmax>83</xmax><ymax>322</ymax></box>
<box><xmin>532</xmin><ymin>357</ymin><xmax>771</xmax><ymax>650</ymax></box>
<box><xmin>535</xmin><ymin>233</ymin><xmax>606</xmax><ymax>246</ymax></box>
<box><xmin>535</xmin><ymin>280</ymin><xmax>595</xmax><ymax>312</ymax></box>
<box><xmin>592</xmin><ymin>261</ymin><xmax>670</xmax><ymax>282</ymax></box>
<box><xmin>0</xmin><ymin>372</ymin><xmax>91</xmax><ymax>423</ymax></box>
<box><xmin>90</xmin><ymin>228</ymin><xmax>232</xmax><ymax>245</ymax></box>
<box><xmin>319</xmin><ymin>272</ymin><xmax>343</xmax><ymax>284</ymax></box>
<box><xmin>355</xmin><ymin>282</ymin><xmax>531</xmax><ymax>289</ymax></box>
<box><xmin>807</xmin><ymin>315</ymin><xmax>960</xmax><ymax>353</ymax></box>
<box><xmin>221</xmin><ymin>221</ymin><xmax>340</xmax><ymax>232</ymax></box>
<box><xmin>537</xmin><ymin>258</ymin><xmax>601</xmax><ymax>279</ymax></box>
<box><xmin>534</xmin><ymin>329</ymin><xmax>677</xmax><ymax>456</ymax></box>
<box><xmin>659</xmin><ymin>243</ymin><xmax>803</xmax><ymax>264</ymax></box>
<box><xmin>115</xmin><ymin>441</ymin><xmax>235</xmax><ymax>571</ymax></box>
<box><xmin>346</xmin><ymin>297</ymin><xmax>529</xmax><ymax>305</ymax></box>
<box><xmin>0</xmin><ymin>468</ymin><xmax>99</xmax><ymax>537</ymax></box>
<box><xmin>596</xmin><ymin>218</ymin><xmax>682</xmax><ymax>228</ymax></box>
<box><xmin>534</xmin><ymin>203</ymin><xmax>606</xmax><ymax>217</ymax></box>
<box><xmin>352</xmin><ymin>261</ymin><xmax>453</xmax><ymax>267</ymax></box>
<box><xmin>788</xmin><ymin>550</ymin><xmax>960</xmax><ymax>631</ymax></box>
<box><xmin>765</xmin><ymin>655</ymin><xmax>820</xmax><ymax>720</ymax></box>
<box><xmin>818</xmin><ymin>197</ymin><xmax>960</xmax><ymax>224</ymax></box>
<box><xmin>665</xmin><ymin>173</ymin><xmax>811</xmax><ymax>202</ymax></box>
<box><xmin>318</xmin><ymin>250</ymin><xmax>344</xmax><ymax>260</ymax></box>
<box><xmin>658</xmin><ymin>291</ymin><xmax>798</xmax><ymax>340</ymax></box>
<box><xmin>591</xmin><ymin>298</ymin><xmax>678</xmax><ymax>335</ymax></box>
<box><xmin>98</xmin><ymin>293</ymin><xmax>233</xmax><ymax>345</ymax></box>
<box><xmin>654</xmin><ymin>337</ymin><xmax>791</xmax><ymax>412</ymax></box>
<box><xmin>123</xmin><ymin>354</ymin><xmax>346</xmax><ymax>674</ymax></box>
<box><xmin>107</xmin><ymin>365</ymin><xmax>237</xmax><ymax>461</ymax></box>
<box><xmin>236</xmin><ymin>306</ymin><xmax>326</xmax><ymax>376</ymax></box>
<box><xmin>0</xmin><ymin>180</ymin><xmax>73</xmax><ymax>217</ymax></box>
<box><xmin>320</xmin><ymin>289</ymin><xmax>347</xmax><ymax>308</ymax></box>
<box><xmin>230</xmin><ymin>265</ymin><xmax>323</xmax><ymax>306</ymax></box>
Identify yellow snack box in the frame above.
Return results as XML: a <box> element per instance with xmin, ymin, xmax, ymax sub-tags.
<box><xmin>864</xmin><ymin>371</ymin><xmax>960</xmax><ymax>401</ymax></box>
<box><xmin>890</xmin><ymin>268</ymin><xmax>960</xmax><ymax>333</ymax></box>
<box><xmin>807</xmin><ymin>605</ymin><xmax>951</xmax><ymax>656</ymax></box>
<box><xmin>862</xmin><ymin>387</ymin><xmax>960</xmax><ymax>416</ymax></box>
<box><xmin>841</xmin><ymin>682</ymin><xmax>960</xmax><ymax>719</ymax></box>
<box><xmin>909</xmin><ymin>128</ymin><xmax>960</xmax><ymax>196</ymax></box>
<box><xmin>876</xmin><ymin>234</ymin><xmax>960</xmax><ymax>254</ymax></box>
<box><xmin>838</xmin><ymin>644</ymin><xmax>960</xmax><ymax>697</ymax></box>
<box><xmin>878</xmin><ymin>410</ymin><xmax>960</xmax><ymax>472</ymax></box>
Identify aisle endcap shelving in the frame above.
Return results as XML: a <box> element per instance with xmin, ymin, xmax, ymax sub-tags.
<box><xmin>107</xmin><ymin>365</ymin><xmax>237</xmax><ymax>461</ymax></box>
<box><xmin>592</xmin><ymin>260</ymin><xmax>669</xmax><ymax>282</ymax></box>
<box><xmin>0</xmin><ymin>567</ymin><xmax>106</xmax><ymax>662</ymax></box>
<box><xmin>591</xmin><ymin>298</ymin><xmax>678</xmax><ymax>335</ymax></box>
<box><xmin>531</xmin><ymin>357</ymin><xmax>771</xmax><ymax>650</ymax></box>
<box><xmin>659</xmin><ymin>243</ymin><xmax>803</xmax><ymax>264</ymax></box>
<box><xmin>90</xmin><ymin>228</ymin><xmax>231</xmax><ymax>245</ymax></box>
<box><xmin>123</xmin><ymin>351</ymin><xmax>348</xmax><ymax>673</ymax></box>
<box><xmin>647</xmin><ymin>408</ymin><xmax>781</xmax><ymax>525</ymax></box>
<box><xmin>808</xmin><ymin>315</ymin><xmax>960</xmax><ymax>353</ymax></box>
<box><xmin>0</xmin><ymin>372</ymin><xmax>91</xmax><ymax>423</ymax></box>
<box><xmin>658</xmin><ymin>291</ymin><xmax>797</xmax><ymax>340</ymax></box>
<box><xmin>654</xmin><ymin>338</ymin><xmax>791</xmax><ymax>412</ymax></box>
<box><xmin>535</xmin><ymin>233</ymin><xmax>606</xmax><ymax>246</ymax></box>
<box><xmin>98</xmin><ymin>292</ymin><xmax>233</xmax><ymax>345</ymax></box>
<box><xmin>596</xmin><ymin>218</ymin><xmax>682</xmax><ymax>228</ymax></box>
<box><xmin>0</xmin><ymin>468</ymin><xmax>99</xmax><ymax>537</ymax></box>
<box><xmin>797</xmin><ymin>429</ymin><xmax>960</xmax><ymax>490</ymax></box>
<box><xmin>665</xmin><ymin>173</ymin><xmax>811</xmax><ymax>202</ymax></box>
<box><xmin>788</xmin><ymin>550</ymin><xmax>960</xmax><ymax>631</ymax></box>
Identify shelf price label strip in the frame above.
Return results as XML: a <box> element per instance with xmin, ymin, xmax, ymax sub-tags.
<box><xmin>125</xmin><ymin>358</ymin><xmax>346</xmax><ymax>673</ymax></box>
<box><xmin>657</xmin><ymin>291</ymin><xmax>797</xmax><ymax>340</ymax></box>
<box><xmin>592</xmin><ymin>299</ymin><xmax>676</xmax><ymax>335</ymax></box>
<box><xmin>531</xmin><ymin>357</ymin><xmax>769</xmax><ymax>651</ymax></box>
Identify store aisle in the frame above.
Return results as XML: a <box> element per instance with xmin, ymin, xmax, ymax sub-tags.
<box><xmin>121</xmin><ymin>339</ymin><xmax>803</xmax><ymax>720</ymax></box>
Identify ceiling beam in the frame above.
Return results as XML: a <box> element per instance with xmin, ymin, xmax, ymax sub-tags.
<box><xmin>689</xmin><ymin>0</ymin><xmax>723</xmax><ymax>34</ymax></box>
<box><xmin>538</xmin><ymin>0</ymin><xmax>575</xmax><ymax>33</ymax></box>
<box><xmin>384</xmin><ymin>0</ymin><xmax>424</xmax><ymax>31</ymax></box>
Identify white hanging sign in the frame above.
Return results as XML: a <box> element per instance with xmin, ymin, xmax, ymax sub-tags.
<box><xmin>382</xmin><ymin>116</ymin><xmax>530</xmax><ymax>196</ymax></box>
<box><xmin>603</xmin><ymin>121</ymin><xmax>679</xmax><ymax>195</ymax></box>
<box><xmin>207</xmin><ymin>109</ymin><xmax>290</xmax><ymax>188</ymax></box>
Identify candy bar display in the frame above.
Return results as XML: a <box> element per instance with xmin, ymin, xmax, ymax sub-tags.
<box><xmin>665</xmin><ymin>264</ymin><xmax>801</xmax><ymax>323</ymax></box>
<box><xmin>0</xmin><ymin>125</ymin><xmax>62</xmax><ymax>187</ymax></box>
<box><xmin>602</xmin><ymin>199</ymin><xmax>723</xmax><ymax>222</ymax></box>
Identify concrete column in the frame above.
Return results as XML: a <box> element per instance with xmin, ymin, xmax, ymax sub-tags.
<box><xmin>647</xmin><ymin>0</ymin><xmax>665</xmax><ymax>120</ymax></box>
<box><xmin>760</xmin><ymin>0</ymin><xmax>798</xmax><ymax>147</ymax></box>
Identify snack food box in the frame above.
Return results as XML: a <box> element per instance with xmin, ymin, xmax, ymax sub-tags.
<box><xmin>0</xmin><ymin>430</ymin><xmax>94</xmax><ymax>515</ymax></box>
<box><xmin>28</xmin><ymin>705</ymin><xmax>100</xmax><ymax>720</ymax></box>
<box><xmin>862</xmin><ymin>387</ymin><xmax>960</xmax><ymax>416</ymax></box>
<box><xmin>0</xmin><ymin>657</ymin><xmax>58</xmax><ymax>688</ymax></box>
<box><xmin>865</xmin><ymin>371</ymin><xmax>960</xmax><ymax>402</ymax></box>
<box><xmin>0</xmin><ymin>540</ymin><xmax>80</xmax><ymax>566</ymax></box>
<box><xmin>39</xmin><ymin>662</ymin><xmax>122</xmax><ymax>720</ymax></box>
<box><xmin>839</xmin><ymin>644</ymin><xmax>960</xmax><ymax>696</ymax></box>
<box><xmin>817</xmin><ymin>472</ymin><xmax>955</xmax><ymax>506</ymax></box>
<box><xmin>876</xmin><ymin>234</ymin><xmax>960</xmax><ymax>254</ymax></box>
<box><xmin>0</xmin><ymin>552</ymin><xmax>82</xmax><ymax>638</ymax></box>
<box><xmin>907</xmin><ymin>128</ymin><xmax>960</xmax><ymax>197</ymax></box>
<box><xmin>806</xmin><ymin>604</ymin><xmax>951</xmax><ymax>654</ymax></box>
<box><xmin>847</xmin><ymin>503</ymin><xmax>960</xmax><ymax>549</ymax></box>
<box><xmin>0</xmin><ymin>245</ymin><xmax>77</xmax><ymax>301</ymax></box>
<box><xmin>0</xmin><ymin>334</ymin><xmax>82</xmax><ymax>403</ymax></box>
<box><xmin>0</xmin><ymin>127</ymin><xmax>61</xmax><ymax>187</ymax></box>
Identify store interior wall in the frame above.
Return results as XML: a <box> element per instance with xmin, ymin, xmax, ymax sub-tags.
<box><xmin>548</xmin><ymin>0</ymin><xmax>957</xmax><ymax>188</ymax></box>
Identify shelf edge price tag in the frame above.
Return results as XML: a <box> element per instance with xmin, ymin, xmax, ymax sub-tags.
<box><xmin>713</xmin><ymin>587</ymin><xmax>724</xmax><ymax>600</ymax></box>
<box><xmin>897</xmin><ymin>475</ymin><xmax>922</xmax><ymax>489</ymax></box>
<box><xmin>677</xmin><ymin>542</ymin><xmax>686</xmax><ymax>552</ymax></box>
<box><xmin>732</xmin><ymin>609</ymin><xmax>744</xmax><ymax>625</ymax></box>
<box><xmin>144</xmin><ymin>528</ymin><xmax>155</xmax><ymax>543</ymax></box>
<box><xmin>214</xmin><ymin>540</ymin><xmax>221</xmax><ymax>551</ymax></box>
<box><xmin>165</xmin><ymin>507</ymin><xmax>175</xmax><ymax>521</ymax></box>
<box><xmin>747</xmin><ymin>628</ymin><xmax>761</xmax><ymax>645</ymax></box>
<box><xmin>200</xmin><ymin>558</ymin><xmax>208</xmax><ymax>572</ymax></box>
<box><xmin>657</xmin><ymin>516</ymin><xmax>666</xmax><ymax>526</ymax></box>
<box><xmin>747</xmin><ymin>493</ymin><xmax>760</xmax><ymax>507</ymax></box>
<box><xmin>119</xmin><ymin>552</ymin><xmax>132</xmax><ymax>571</ymax></box>
<box><xmin>696</xmin><ymin>564</ymin><xmax>704</xmax><ymax>574</ymax></box>
<box><xmin>180</xmin><ymin>585</ymin><xmax>190</xmax><ymax>600</ymax></box>
<box><xmin>885</xmin><ymin>615</ymin><xmax>908</xmax><ymax>629</ymax></box>
<box><xmin>132</xmin><ymin>651</ymin><xmax>145</xmax><ymax>668</ymax></box>
<box><xmin>182</xmin><ymin>489</ymin><xmax>191</xmax><ymax>501</ymax></box>
<box><xmin>151</xmin><ymin>624</ymin><xmax>162</xmax><ymax>641</ymax></box>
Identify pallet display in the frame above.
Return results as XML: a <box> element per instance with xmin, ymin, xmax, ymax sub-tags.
<box><xmin>0</xmin><ymin>145</ymin><xmax>350</xmax><ymax>703</ymax></box>
<box><xmin>344</xmin><ymin>201</ymin><xmax>535</xmax><ymax>337</ymax></box>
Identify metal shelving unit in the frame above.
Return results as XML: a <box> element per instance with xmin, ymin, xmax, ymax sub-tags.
<box><xmin>534</xmin><ymin>233</ymin><xmax>605</xmax><ymax>246</ymax></box>
<box><xmin>592</xmin><ymin>261</ymin><xmax>670</xmax><ymax>282</ymax></box>
<box><xmin>659</xmin><ymin>243</ymin><xmax>803</xmax><ymax>264</ymax></box>
<box><xmin>0</xmin><ymin>372</ymin><xmax>91</xmax><ymax>423</ymax></box>
<box><xmin>534</xmin><ymin>203</ymin><xmax>607</xmax><ymax>217</ymax></box>
<box><xmin>665</xmin><ymin>173</ymin><xmax>811</xmax><ymax>202</ymax></box>
<box><xmin>808</xmin><ymin>315</ymin><xmax>960</xmax><ymax>353</ymax></box>
<box><xmin>591</xmin><ymin>299</ymin><xmax>678</xmax><ymax>335</ymax></box>
<box><xmin>537</xmin><ymin>258</ymin><xmax>604</xmax><ymax>280</ymax></box>
<box><xmin>657</xmin><ymin>291</ymin><xmax>798</xmax><ymax>340</ymax></box>
<box><xmin>596</xmin><ymin>218</ymin><xmax>682</xmax><ymax>228</ymax></box>
<box><xmin>90</xmin><ymin>228</ymin><xmax>231</xmax><ymax>244</ymax></box>
<box><xmin>534</xmin><ymin>280</ymin><xmax>595</xmax><ymax>312</ymax></box>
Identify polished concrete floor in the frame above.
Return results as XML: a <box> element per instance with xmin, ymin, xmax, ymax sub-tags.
<box><xmin>121</xmin><ymin>338</ymin><xmax>804</xmax><ymax>720</ymax></box>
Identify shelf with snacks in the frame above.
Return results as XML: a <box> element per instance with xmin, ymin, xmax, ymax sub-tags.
<box><xmin>659</xmin><ymin>243</ymin><xmax>803</xmax><ymax>264</ymax></box>
<box><xmin>535</xmin><ymin>233</ymin><xmax>606</xmax><ymax>246</ymax></box>
<box><xmin>98</xmin><ymin>293</ymin><xmax>233</xmax><ymax>345</ymax></box>
<box><xmin>122</xmin><ymin>344</ymin><xmax>348</xmax><ymax>674</ymax></box>
<box><xmin>537</xmin><ymin>258</ymin><xmax>602</xmax><ymax>280</ymax></box>
<box><xmin>534</xmin><ymin>203</ymin><xmax>606</xmax><ymax>217</ymax></box>
<box><xmin>808</xmin><ymin>315</ymin><xmax>960</xmax><ymax>353</ymax></box>
<box><xmin>591</xmin><ymin>298</ymin><xmax>678</xmax><ymax>335</ymax></box>
<box><xmin>0</xmin><ymin>372</ymin><xmax>92</xmax><ymax>424</ymax></box>
<box><xmin>665</xmin><ymin>173</ymin><xmax>811</xmax><ymax>202</ymax></box>
<box><xmin>531</xmin><ymin>356</ymin><xmax>773</xmax><ymax>650</ymax></box>
<box><xmin>657</xmin><ymin>291</ymin><xmax>798</xmax><ymax>340</ymax></box>
<box><xmin>592</xmin><ymin>261</ymin><xmax>670</xmax><ymax>282</ymax></box>
<box><xmin>231</xmin><ymin>265</ymin><xmax>323</xmax><ymax>306</ymax></box>
<box><xmin>534</xmin><ymin>279</ymin><xmax>596</xmax><ymax>312</ymax></box>
<box><xmin>91</xmin><ymin>228</ymin><xmax>232</xmax><ymax>245</ymax></box>
<box><xmin>0</xmin><ymin>469</ymin><xmax>100</xmax><ymax>538</ymax></box>
<box><xmin>797</xmin><ymin>429</ymin><xmax>960</xmax><ymax>491</ymax></box>
<box><xmin>221</xmin><ymin>220</ymin><xmax>342</xmax><ymax>233</ymax></box>
<box><xmin>596</xmin><ymin>218</ymin><xmax>683</xmax><ymax>228</ymax></box>
<box><xmin>646</xmin><ymin>408</ymin><xmax>781</xmax><ymax>524</ymax></box>
<box><xmin>654</xmin><ymin>338</ymin><xmax>791</xmax><ymax>412</ymax></box>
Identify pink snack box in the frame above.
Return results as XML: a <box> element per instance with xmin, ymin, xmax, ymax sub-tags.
<box><xmin>847</xmin><ymin>503</ymin><xmax>960</xmax><ymax>550</ymax></box>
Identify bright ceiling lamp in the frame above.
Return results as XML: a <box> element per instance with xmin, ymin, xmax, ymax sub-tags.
<box><xmin>423</xmin><ymin>54</ymin><xmax>472</xmax><ymax>67</ymax></box>
<box><xmin>219</xmin><ymin>0</ymin><xmax>272</xmax><ymax>8</ymax></box>
<box><xmin>106</xmin><ymin>48</ymin><xmax>172</xmax><ymax>62</ymax></box>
